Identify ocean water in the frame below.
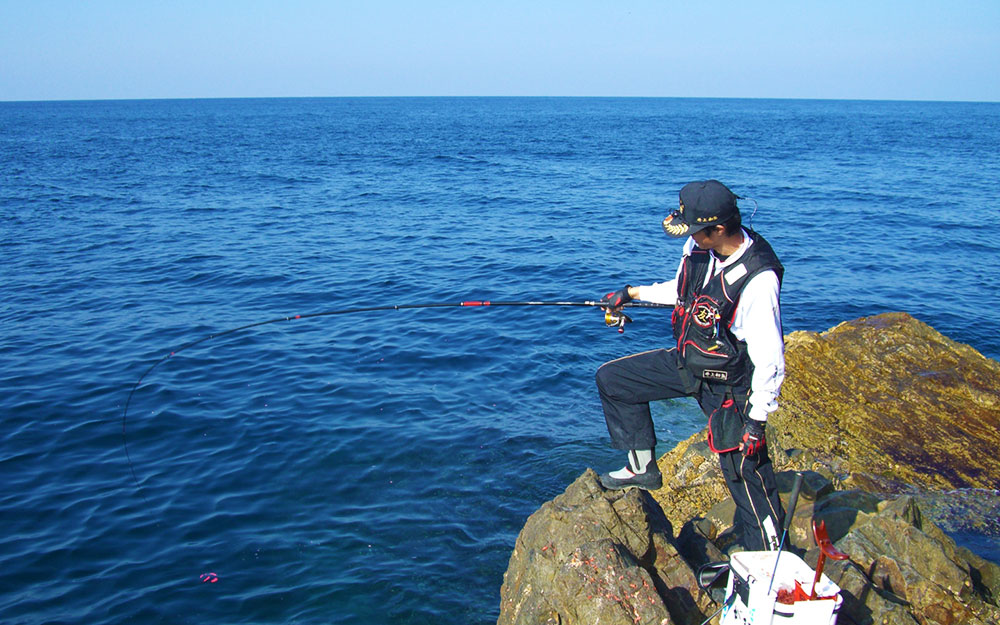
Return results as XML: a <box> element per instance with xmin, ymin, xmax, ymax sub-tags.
<box><xmin>2</xmin><ymin>97</ymin><xmax>998</xmax><ymax>624</ymax></box>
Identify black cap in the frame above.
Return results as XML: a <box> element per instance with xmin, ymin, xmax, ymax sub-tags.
<box><xmin>662</xmin><ymin>180</ymin><xmax>739</xmax><ymax>238</ymax></box>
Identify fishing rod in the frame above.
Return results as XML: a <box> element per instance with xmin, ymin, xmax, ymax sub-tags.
<box><xmin>121</xmin><ymin>298</ymin><xmax>672</xmax><ymax>496</ymax></box>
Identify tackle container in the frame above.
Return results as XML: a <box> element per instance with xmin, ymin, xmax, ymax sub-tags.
<box><xmin>721</xmin><ymin>551</ymin><xmax>842</xmax><ymax>625</ymax></box>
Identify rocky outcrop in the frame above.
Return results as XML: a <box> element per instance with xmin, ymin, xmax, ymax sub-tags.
<box><xmin>773</xmin><ymin>312</ymin><xmax>1000</xmax><ymax>492</ymax></box>
<box><xmin>647</xmin><ymin>312</ymin><xmax>1000</xmax><ymax>532</ymax></box>
<box><xmin>498</xmin><ymin>314</ymin><xmax>1000</xmax><ymax>625</ymax></box>
<box><xmin>498</xmin><ymin>469</ymin><xmax>709</xmax><ymax>625</ymax></box>
<box><xmin>499</xmin><ymin>465</ymin><xmax>1000</xmax><ymax>625</ymax></box>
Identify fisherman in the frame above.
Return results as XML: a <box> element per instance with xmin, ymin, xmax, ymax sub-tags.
<box><xmin>596</xmin><ymin>179</ymin><xmax>786</xmax><ymax>551</ymax></box>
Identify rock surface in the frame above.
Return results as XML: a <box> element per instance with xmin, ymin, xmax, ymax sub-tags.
<box><xmin>773</xmin><ymin>312</ymin><xmax>1000</xmax><ymax>492</ymax></box>
<box><xmin>498</xmin><ymin>469</ymin><xmax>708</xmax><ymax>625</ymax></box>
<box><xmin>498</xmin><ymin>314</ymin><xmax>1000</xmax><ymax>625</ymax></box>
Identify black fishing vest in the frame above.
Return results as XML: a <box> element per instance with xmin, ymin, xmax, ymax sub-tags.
<box><xmin>671</xmin><ymin>230</ymin><xmax>783</xmax><ymax>390</ymax></box>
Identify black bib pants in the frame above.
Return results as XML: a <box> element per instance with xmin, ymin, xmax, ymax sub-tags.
<box><xmin>596</xmin><ymin>346</ymin><xmax>785</xmax><ymax>552</ymax></box>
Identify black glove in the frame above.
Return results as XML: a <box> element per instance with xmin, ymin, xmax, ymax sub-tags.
<box><xmin>602</xmin><ymin>285</ymin><xmax>633</xmax><ymax>309</ymax></box>
<box><xmin>741</xmin><ymin>419</ymin><xmax>767</xmax><ymax>457</ymax></box>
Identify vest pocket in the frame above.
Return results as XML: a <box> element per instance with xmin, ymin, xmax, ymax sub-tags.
<box><xmin>677</xmin><ymin>294</ymin><xmax>746</xmax><ymax>385</ymax></box>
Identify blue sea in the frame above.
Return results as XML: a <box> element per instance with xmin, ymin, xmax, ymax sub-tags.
<box><xmin>2</xmin><ymin>97</ymin><xmax>999</xmax><ymax>624</ymax></box>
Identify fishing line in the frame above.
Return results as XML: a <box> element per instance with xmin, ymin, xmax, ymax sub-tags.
<box><xmin>121</xmin><ymin>299</ymin><xmax>671</xmax><ymax>498</ymax></box>
<box><xmin>737</xmin><ymin>196</ymin><xmax>759</xmax><ymax>230</ymax></box>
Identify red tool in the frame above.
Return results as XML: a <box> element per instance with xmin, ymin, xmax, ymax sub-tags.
<box><xmin>810</xmin><ymin>519</ymin><xmax>849</xmax><ymax>599</ymax></box>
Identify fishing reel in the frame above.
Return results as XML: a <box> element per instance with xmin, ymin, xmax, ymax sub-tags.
<box><xmin>604</xmin><ymin>309</ymin><xmax>632</xmax><ymax>334</ymax></box>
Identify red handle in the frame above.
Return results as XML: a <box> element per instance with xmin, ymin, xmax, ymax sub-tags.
<box><xmin>810</xmin><ymin>520</ymin><xmax>848</xmax><ymax>599</ymax></box>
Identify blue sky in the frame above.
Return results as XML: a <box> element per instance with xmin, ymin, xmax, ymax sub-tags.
<box><xmin>2</xmin><ymin>1</ymin><xmax>998</xmax><ymax>102</ymax></box>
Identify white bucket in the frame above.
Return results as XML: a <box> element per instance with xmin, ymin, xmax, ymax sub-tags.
<box><xmin>720</xmin><ymin>551</ymin><xmax>842</xmax><ymax>625</ymax></box>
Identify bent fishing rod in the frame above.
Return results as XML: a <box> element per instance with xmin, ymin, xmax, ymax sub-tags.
<box><xmin>121</xmin><ymin>298</ymin><xmax>672</xmax><ymax>496</ymax></box>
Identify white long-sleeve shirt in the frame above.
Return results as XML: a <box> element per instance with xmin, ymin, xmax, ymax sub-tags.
<box><xmin>636</xmin><ymin>230</ymin><xmax>785</xmax><ymax>422</ymax></box>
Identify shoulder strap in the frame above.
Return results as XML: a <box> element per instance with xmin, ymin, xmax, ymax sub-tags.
<box><xmin>720</xmin><ymin>232</ymin><xmax>783</xmax><ymax>331</ymax></box>
<box><xmin>678</xmin><ymin>249</ymin><xmax>713</xmax><ymax>300</ymax></box>
<box><xmin>718</xmin><ymin>231</ymin><xmax>783</xmax><ymax>299</ymax></box>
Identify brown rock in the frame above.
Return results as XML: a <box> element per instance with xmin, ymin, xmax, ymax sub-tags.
<box><xmin>647</xmin><ymin>433</ymin><xmax>730</xmax><ymax>534</ymax></box>
<box><xmin>809</xmin><ymin>494</ymin><xmax>1000</xmax><ymax>625</ymax></box>
<box><xmin>498</xmin><ymin>469</ymin><xmax>712</xmax><ymax>625</ymax></box>
<box><xmin>819</xmin><ymin>559</ymin><xmax>921</xmax><ymax>625</ymax></box>
<box><xmin>771</xmin><ymin>312</ymin><xmax>1000</xmax><ymax>491</ymax></box>
<box><xmin>651</xmin><ymin>313</ymin><xmax>1000</xmax><ymax>526</ymax></box>
<box><xmin>956</xmin><ymin>546</ymin><xmax>1000</xmax><ymax>608</ymax></box>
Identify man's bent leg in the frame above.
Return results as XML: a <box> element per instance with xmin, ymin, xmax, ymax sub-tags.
<box><xmin>595</xmin><ymin>349</ymin><xmax>690</xmax><ymax>490</ymax></box>
<box><xmin>595</xmin><ymin>348</ymin><xmax>689</xmax><ymax>450</ymax></box>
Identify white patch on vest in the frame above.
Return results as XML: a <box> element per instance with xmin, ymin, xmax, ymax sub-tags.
<box><xmin>725</xmin><ymin>263</ymin><xmax>748</xmax><ymax>284</ymax></box>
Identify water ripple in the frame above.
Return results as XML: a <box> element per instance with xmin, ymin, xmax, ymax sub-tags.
<box><xmin>1</xmin><ymin>97</ymin><xmax>998</xmax><ymax>625</ymax></box>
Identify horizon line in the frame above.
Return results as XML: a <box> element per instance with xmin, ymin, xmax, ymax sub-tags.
<box><xmin>3</xmin><ymin>94</ymin><xmax>999</xmax><ymax>105</ymax></box>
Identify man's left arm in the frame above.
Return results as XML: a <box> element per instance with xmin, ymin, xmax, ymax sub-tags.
<box><xmin>733</xmin><ymin>271</ymin><xmax>785</xmax><ymax>422</ymax></box>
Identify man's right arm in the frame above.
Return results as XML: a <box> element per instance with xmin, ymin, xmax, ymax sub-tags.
<box><xmin>635</xmin><ymin>281</ymin><xmax>677</xmax><ymax>305</ymax></box>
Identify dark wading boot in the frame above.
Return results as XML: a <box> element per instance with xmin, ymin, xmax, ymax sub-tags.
<box><xmin>599</xmin><ymin>464</ymin><xmax>663</xmax><ymax>490</ymax></box>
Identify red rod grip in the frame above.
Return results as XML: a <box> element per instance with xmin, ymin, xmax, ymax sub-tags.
<box><xmin>461</xmin><ymin>301</ymin><xmax>491</xmax><ymax>306</ymax></box>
